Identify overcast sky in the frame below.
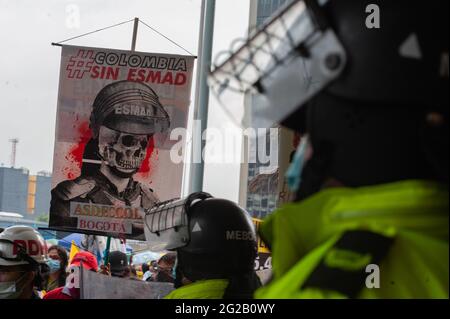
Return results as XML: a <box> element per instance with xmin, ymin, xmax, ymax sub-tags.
<box><xmin>0</xmin><ymin>0</ymin><xmax>250</xmax><ymax>201</ymax></box>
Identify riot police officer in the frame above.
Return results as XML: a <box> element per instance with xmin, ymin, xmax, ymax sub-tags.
<box><xmin>144</xmin><ymin>192</ymin><xmax>262</xmax><ymax>299</ymax></box>
<box><xmin>210</xmin><ymin>0</ymin><xmax>448</xmax><ymax>298</ymax></box>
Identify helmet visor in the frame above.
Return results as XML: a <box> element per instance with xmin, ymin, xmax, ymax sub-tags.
<box><xmin>208</xmin><ymin>0</ymin><xmax>347</xmax><ymax>129</ymax></box>
<box><xmin>143</xmin><ymin>192</ymin><xmax>212</xmax><ymax>251</ymax></box>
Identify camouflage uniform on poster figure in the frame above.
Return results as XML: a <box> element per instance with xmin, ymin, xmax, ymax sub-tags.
<box><xmin>50</xmin><ymin>81</ymin><xmax>170</xmax><ymax>239</ymax></box>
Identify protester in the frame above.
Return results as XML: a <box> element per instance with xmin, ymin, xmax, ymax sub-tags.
<box><xmin>0</xmin><ymin>226</ymin><xmax>49</xmax><ymax>299</ymax></box>
<box><xmin>154</xmin><ymin>253</ymin><xmax>176</xmax><ymax>283</ymax></box>
<box><xmin>130</xmin><ymin>268</ymin><xmax>141</xmax><ymax>281</ymax></box>
<box><xmin>142</xmin><ymin>260</ymin><xmax>159</xmax><ymax>282</ymax></box>
<box><xmin>44</xmin><ymin>251</ymin><xmax>98</xmax><ymax>299</ymax></box>
<box><xmin>141</xmin><ymin>262</ymin><xmax>150</xmax><ymax>281</ymax></box>
<box><xmin>109</xmin><ymin>251</ymin><xmax>131</xmax><ymax>278</ymax></box>
<box><xmin>44</xmin><ymin>245</ymin><xmax>68</xmax><ymax>292</ymax></box>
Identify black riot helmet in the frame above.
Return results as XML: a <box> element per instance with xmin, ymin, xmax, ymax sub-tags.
<box><xmin>209</xmin><ymin>0</ymin><xmax>449</xmax><ymax>197</ymax></box>
<box><xmin>178</xmin><ymin>194</ymin><xmax>257</xmax><ymax>274</ymax></box>
<box><xmin>143</xmin><ymin>192</ymin><xmax>261</xmax><ymax>297</ymax></box>
<box><xmin>295</xmin><ymin>0</ymin><xmax>448</xmax><ymax>196</ymax></box>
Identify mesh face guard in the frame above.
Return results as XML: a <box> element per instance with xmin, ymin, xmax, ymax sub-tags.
<box><xmin>143</xmin><ymin>192</ymin><xmax>212</xmax><ymax>251</ymax></box>
<box><xmin>208</xmin><ymin>0</ymin><xmax>347</xmax><ymax>129</ymax></box>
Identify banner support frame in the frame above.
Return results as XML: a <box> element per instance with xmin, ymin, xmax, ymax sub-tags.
<box><xmin>104</xmin><ymin>20</ymin><xmax>140</xmax><ymax>266</ymax></box>
<box><xmin>131</xmin><ymin>17</ymin><xmax>139</xmax><ymax>51</ymax></box>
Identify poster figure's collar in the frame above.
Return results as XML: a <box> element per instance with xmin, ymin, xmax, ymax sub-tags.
<box><xmin>93</xmin><ymin>170</ymin><xmax>140</xmax><ymax>201</ymax></box>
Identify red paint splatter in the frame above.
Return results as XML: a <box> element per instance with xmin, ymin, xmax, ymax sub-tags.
<box><xmin>138</xmin><ymin>137</ymin><xmax>156</xmax><ymax>178</ymax></box>
<box><xmin>62</xmin><ymin>122</ymin><xmax>156</xmax><ymax>180</ymax></box>
<box><xmin>64</xmin><ymin>121</ymin><xmax>92</xmax><ymax>179</ymax></box>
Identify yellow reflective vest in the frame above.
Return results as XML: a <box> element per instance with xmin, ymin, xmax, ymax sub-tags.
<box><xmin>164</xmin><ymin>279</ymin><xmax>229</xmax><ymax>299</ymax></box>
<box><xmin>255</xmin><ymin>180</ymin><xmax>449</xmax><ymax>299</ymax></box>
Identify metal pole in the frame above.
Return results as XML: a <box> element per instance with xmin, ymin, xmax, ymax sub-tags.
<box><xmin>79</xmin><ymin>260</ymin><xmax>84</xmax><ymax>299</ymax></box>
<box><xmin>182</xmin><ymin>0</ymin><xmax>206</xmax><ymax>197</ymax></box>
<box><xmin>131</xmin><ymin>17</ymin><xmax>139</xmax><ymax>51</ymax></box>
<box><xmin>104</xmin><ymin>19</ymin><xmax>139</xmax><ymax>266</ymax></box>
<box><xmin>189</xmin><ymin>0</ymin><xmax>216</xmax><ymax>194</ymax></box>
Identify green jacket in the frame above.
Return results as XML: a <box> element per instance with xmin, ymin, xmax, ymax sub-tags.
<box><xmin>164</xmin><ymin>279</ymin><xmax>229</xmax><ymax>299</ymax></box>
<box><xmin>255</xmin><ymin>180</ymin><xmax>449</xmax><ymax>299</ymax></box>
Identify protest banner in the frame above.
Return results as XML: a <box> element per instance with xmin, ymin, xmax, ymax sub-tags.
<box><xmin>50</xmin><ymin>45</ymin><xmax>195</xmax><ymax>240</ymax></box>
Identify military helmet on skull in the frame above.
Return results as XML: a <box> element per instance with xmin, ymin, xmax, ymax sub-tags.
<box><xmin>90</xmin><ymin>80</ymin><xmax>170</xmax><ymax>138</ymax></box>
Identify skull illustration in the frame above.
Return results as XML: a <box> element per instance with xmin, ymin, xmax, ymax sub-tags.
<box><xmin>98</xmin><ymin>125</ymin><xmax>150</xmax><ymax>175</ymax></box>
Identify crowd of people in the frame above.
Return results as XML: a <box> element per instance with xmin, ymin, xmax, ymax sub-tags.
<box><xmin>0</xmin><ymin>225</ymin><xmax>178</xmax><ymax>299</ymax></box>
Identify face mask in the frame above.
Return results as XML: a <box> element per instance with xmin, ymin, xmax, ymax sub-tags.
<box><xmin>47</xmin><ymin>259</ymin><xmax>61</xmax><ymax>274</ymax></box>
<box><xmin>0</xmin><ymin>272</ymin><xmax>28</xmax><ymax>299</ymax></box>
<box><xmin>285</xmin><ymin>136</ymin><xmax>310</xmax><ymax>192</ymax></box>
